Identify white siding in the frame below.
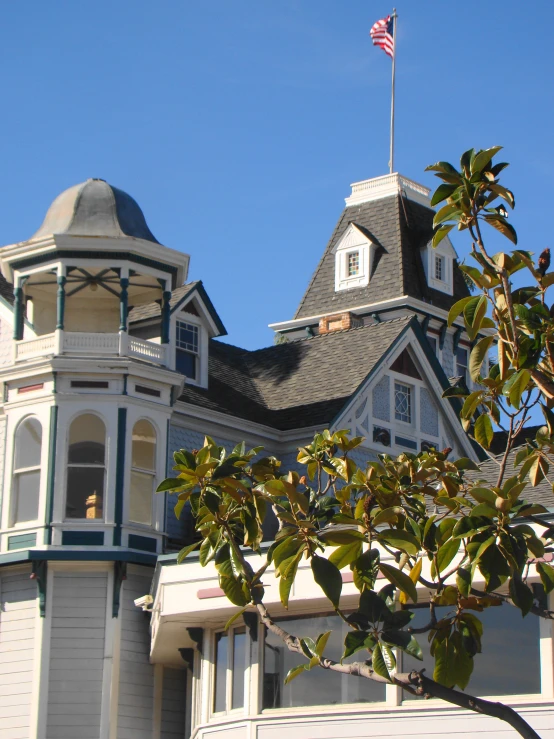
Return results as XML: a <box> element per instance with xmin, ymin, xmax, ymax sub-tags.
<box><xmin>46</xmin><ymin>571</ymin><xmax>107</xmax><ymax>739</ymax></box>
<box><xmin>0</xmin><ymin>316</ymin><xmax>13</xmax><ymax>367</ymax></box>
<box><xmin>161</xmin><ymin>667</ymin><xmax>187</xmax><ymax>739</ymax></box>
<box><xmin>117</xmin><ymin>572</ymin><xmax>154</xmax><ymax>739</ymax></box>
<box><xmin>0</xmin><ymin>568</ymin><xmax>36</xmax><ymax>739</ymax></box>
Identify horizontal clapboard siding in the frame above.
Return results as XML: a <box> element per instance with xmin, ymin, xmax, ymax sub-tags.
<box><xmin>0</xmin><ymin>568</ymin><xmax>36</xmax><ymax>739</ymax></box>
<box><xmin>161</xmin><ymin>667</ymin><xmax>187</xmax><ymax>739</ymax></box>
<box><xmin>46</xmin><ymin>571</ymin><xmax>107</xmax><ymax>739</ymax></box>
<box><xmin>117</xmin><ymin>573</ymin><xmax>154</xmax><ymax>739</ymax></box>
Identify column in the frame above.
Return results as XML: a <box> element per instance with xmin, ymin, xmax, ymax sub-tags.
<box><xmin>161</xmin><ymin>288</ymin><xmax>171</xmax><ymax>345</ymax></box>
<box><xmin>119</xmin><ymin>277</ymin><xmax>129</xmax><ymax>332</ymax></box>
<box><xmin>12</xmin><ymin>285</ymin><xmax>24</xmax><ymax>340</ymax></box>
<box><xmin>56</xmin><ymin>275</ymin><xmax>66</xmax><ymax>330</ymax></box>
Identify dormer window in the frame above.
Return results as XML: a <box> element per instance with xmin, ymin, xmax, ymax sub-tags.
<box><xmin>334</xmin><ymin>224</ymin><xmax>373</xmax><ymax>292</ymax></box>
<box><xmin>422</xmin><ymin>238</ymin><xmax>456</xmax><ymax>296</ymax></box>
<box><xmin>176</xmin><ymin>320</ymin><xmax>199</xmax><ymax>380</ymax></box>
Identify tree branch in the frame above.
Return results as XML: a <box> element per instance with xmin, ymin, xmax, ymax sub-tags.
<box><xmin>254</xmin><ymin>596</ymin><xmax>542</xmax><ymax>739</ymax></box>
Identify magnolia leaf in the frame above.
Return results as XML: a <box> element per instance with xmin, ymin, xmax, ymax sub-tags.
<box><xmin>329</xmin><ymin>541</ymin><xmax>363</xmax><ymax>570</ymax></box>
<box><xmin>371</xmin><ymin>643</ymin><xmax>391</xmax><ymax>681</ymax></box>
<box><xmin>436</xmin><ymin>538</ymin><xmax>461</xmax><ymax>573</ymax></box>
<box><xmin>284</xmin><ymin>664</ymin><xmax>308</xmax><ymax>684</ymax></box>
<box><xmin>469</xmin><ymin>336</ymin><xmax>494</xmax><ymax>381</ymax></box>
<box><xmin>432</xmin><ymin>224</ymin><xmax>455</xmax><ymax>248</ymax></box>
<box><xmin>536</xmin><ymin>562</ymin><xmax>554</xmax><ymax>594</ymax></box>
<box><xmin>377</xmin><ymin>529</ymin><xmax>420</xmax><ymax>556</ymax></box>
<box><xmin>311</xmin><ymin>555</ymin><xmax>342</xmax><ymax>609</ymax></box>
<box><xmin>379</xmin><ymin>562</ymin><xmax>418</xmax><ymax>603</ymax></box>
<box><xmin>474</xmin><ymin>413</ymin><xmax>494</xmax><ymax>449</ymax></box>
<box><xmin>177</xmin><ymin>540</ymin><xmax>201</xmax><ymax>563</ymax></box>
<box><xmin>447</xmin><ymin>296</ymin><xmax>473</xmax><ymax>327</ymax></box>
<box><xmin>430</xmin><ymin>183</ymin><xmax>459</xmax><ymax>207</ymax></box>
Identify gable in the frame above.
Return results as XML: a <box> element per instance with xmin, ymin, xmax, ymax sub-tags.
<box><xmin>333</xmin><ymin>334</ymin><xmax>475</xmax><ymax>460</ymax></box>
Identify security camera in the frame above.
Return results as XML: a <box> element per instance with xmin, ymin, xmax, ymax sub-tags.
<box><xmin>134</xmin><ymin>594</ymin><xmax>153</xmax><ymax>611</ymax></box>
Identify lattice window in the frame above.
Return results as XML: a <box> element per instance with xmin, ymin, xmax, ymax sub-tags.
<box><xmin>434</xmin><ymin>255</ymin><xmax>444</xmax><ymax>281</ymax></box>
<box><xmin>394</xmin><ymin>382</ymin><xmax>412</xmax><ymax>423</ymax></box>
<box><xmin>348</xmin><ymin>251</ymin><xmax>360</xmax><ymax>277</ymax></box>
<box><xmin>176</xmin><ymin>320</ymin><xmax>199</xmax><ymax>380</ymax></box>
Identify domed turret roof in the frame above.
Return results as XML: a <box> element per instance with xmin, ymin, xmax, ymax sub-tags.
<box><xmin>32</xmin><ymin>178</ymin><xmax>160</xmax><ymax>244</ymax></box>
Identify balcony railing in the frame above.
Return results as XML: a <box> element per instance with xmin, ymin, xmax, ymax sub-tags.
<box><xmin>14</xmin><ymin>331</ymin><xmax>169</xmax><ymax>367</ymax></box>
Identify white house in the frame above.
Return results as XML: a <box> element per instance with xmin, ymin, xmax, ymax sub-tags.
<box><xmin>0</xmin><ymin>173</ymin><xmax>551</xmax><ymax>739</ymax></box>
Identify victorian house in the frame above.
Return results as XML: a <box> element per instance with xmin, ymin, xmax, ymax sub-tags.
<box><xmin>0</xmin><ymin>173</ymin><xmax>551</xmax><ymax>739</ymax></box>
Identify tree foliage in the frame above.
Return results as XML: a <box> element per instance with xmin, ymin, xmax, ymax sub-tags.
<box><xmin>159</xmin><ymin>148</ymin><xmax>554</xmax><ymax>739</ymax></box>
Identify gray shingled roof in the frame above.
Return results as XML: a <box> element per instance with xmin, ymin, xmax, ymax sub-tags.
<box><xmin>0</xmin><ymin>273</ymin><xmax>13</xmax><ymax>304</ymax></box>
<box><xmin>179</xmin><ymin>316</ymin><xmax>412</xmax><ymax>430</ymax></box>
<box><xmin>295</xmin><ymin>194</ymin><xmax>470</xmax><ymax>319</ymax></box>
<box><xmin>128</xmin><ymin>282</ymin><xmax>200</xmax><ymax>323</ymax></box>
<box><xmin>32</xmin><ymin>179</ymin><xmax>160</xmax><ymax>244</ymax></box>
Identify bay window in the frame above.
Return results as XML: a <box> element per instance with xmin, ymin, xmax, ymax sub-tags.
<box><xmin>213</xmin><ymin>626</ymin><xmax>248</xmax><ymax>714</ymax></box>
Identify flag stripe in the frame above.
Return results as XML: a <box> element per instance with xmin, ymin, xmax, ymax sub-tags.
<box><xmin>369</xmin><ymin>15</ymin><xmax>394</xmax><ymax>59</ymax></box>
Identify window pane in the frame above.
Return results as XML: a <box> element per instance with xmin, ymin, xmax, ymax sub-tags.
<box><xmin>348</xmin><ymin>251</ymin><xmax>359</xmax><ymax>277</ymax></box>
<box><xmin>132</xmin><ymin>420</ymin><xmax>156</xmax><ymax>470</ymax></box>
<box><xmin>68</xmin><ymin>414</ymin><xmax>105</xmax><ymax>464</ymax></box>
<box><xmin>130</xmin><ymin>470</ymin><xmax>153</xmax><ymax>525</ymax></box>
<box><xmin>456</xmin><ymin>347</ymin><xmax>468</xmax><ymax>381</ymax></box>
<box><xmin>232</xmin><ymin>628</ymin><xmax>247</xmax><ymax>709</ymax></box>
<box><xmin>15</xmin><ymin>418</ymin><xmax>42</xmax><ymax>469</ymax></box>
<box><xmin>176</xmin><ymin>322</ymin><xmax>199</xmax><ymax>352</ymax></box>
<box><xmin>394</xmin><ymin>382</ymin><xmax>411</xmax><ymax>423</ymax></box>
<box><xmin>214</xmin><ymin>632</ymin><xmax>228</xmax><ymax>713</ymax></box>
<box><xmin>263</xmin><ymin>614</ymin><xmax>385</xmax><ymax>709</ymax></box>
<box><xmin>66</xmin><ymin>467</ymin><xmax>104</xmax><ymax>519</ymax></box>
<box><xmin>402</xmin><ymin>604</ymin><xmax>541</xmax><ymax>699</ymax></box>
<box><xmin>176</xmin><ymin>349</ymin><xmax>197</xmax><ymax>380</ymax></box>
<box><xmin>14</xmin><ymin>470</ymin><xmax>40</xmax><ymax>523</ymax></box>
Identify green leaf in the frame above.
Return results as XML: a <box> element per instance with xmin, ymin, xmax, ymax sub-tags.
<box><xmin>156</xmin><ymin>477</ymin><xmax>185</xmax><ymax>492</ymax></box>
<box><xmin>471</xmin><ymin>146</ymin><xmax>503</xmax><ymax>174</ymax></box>
<box><xmin>329</xmin><ymin>541</ymin><xmax>363</xmax><ymax>570</ymax></box>
<box><xmin>454</xmin><ymin>458</ymin><xmax>481</xmax><ymax>472</ymax></box>
<box><xmin>461</xmin><ymin>391</ymin><xmax>483</xmax><ymax>420</ymax></box>
<box><xmin>433</xmin><ymin>637</ymin><xmax>455</xmax><ymax>687</ymax></box>
<box><xmin>457</xmin><ymin>567</ymin><xmax>472</xmax><ymax>597</ymax></box>
<box><xmin>430</xmin><ymin>183</ymin><xmax>459</xmax><ymax>207</ymax></box>
<box><xmin>469</xmin><ymin>336</ymin><xmax>494</xmax><ymax>381</ymax></box>
<box><xmin>509</xmin><ymin>573</ymin><xmax>533</xmax><ymax>616</ymax></box>
<box><xmin>464</xmin><ymin>295</ymin><xmax>488</xmax><ymax>340</ymax></box>
<box><xmin>447</xmin><ymin>296</ymin><xmax>473</xmax><ymax>327</ymax></box>
<box><xmin>284</xmin><ymin>664</ymin><xmax>308</xmax><ymax>684</ymax></box>
<box><xmin>224</xmin><ymin>606</ymin><xmax>249</xmax><ymax>631</ymax></box>
<box><xmin>318</xmin><ymin>529</ymin><xmax>365</xmax><ymax>545</ymax></box>
<box><xmin>483</xmin><ymin>214</ymin><xmax>518</xmax><ymax>244</ymax></box>
<box><xmin>469</xmin><ymin>487</ymin><xmax>496</xmax><ymax>505</ymax></box>
<box><xmin>273</xmin><ymin>536</ymin><xmax>303</xmax><ymax>571</ymax></box>
<box><xmin>474</xmin><ymin>413</ymin><xmax>494</xmax><ymax>449</ymax></box>
<box><xmin>502</xmin><ymin>369</ymin><xmax>531</xmax><ymax>410</ymax></box>
<box><xmin>432</xmin><ymin>223</ymin><xmax>455</xmax><ymax>248</ymax></box>
<box><xmin>372</xmin><ymin>643</ymin><xmax>391</xmax><ymax>681</ymax></box>
<box><xmin>315</xmin><ymin>631</ymin><xmax>332</xmax><ymax>657</ymax></box>
<box><xmin>379</xmin><ymin>563</ymin><xmax>418</xmax><ymax>603</ymax></box>
<box><xmin>433</xmin><ymin>201</ymin><xmax>461</xmax><ymax>227</ymax></box>
<box><xmin>536</xmin><ymin>562</ymin><xmax>554</xmax><ymax>594</ymax></box>
<box><xmin>311</xmin><ymin>555</ymin><xmax>342</xmax><ymax>609</ymax></box>
<box><xmin>343</xmin><ymin>630</ymin><xmax>374</xmax><ymax>659</ymax></box>
<box><xmin>219</xmin><ymin>575</ymin><xmax>249</xmax><ymax>607</ymax></box>
<box><xmin>377</xmin><ymin>529</ymin><xmax>420</xmax><ymax>556</ymax></box>
<box><xmin>176</xmin><ymin>540</ymin><xmax>201</xmax><ymax>563</ymax></box>
<box><xmin>436</xmin><ymin>538</ymin><xmax>461</xmax><ymax>574</ymax></box>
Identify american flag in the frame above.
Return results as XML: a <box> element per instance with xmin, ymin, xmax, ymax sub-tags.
<box><xmin>370</xmin><ymin>15</ymin><xmax>395</xmax><ymax>58</ymax></box>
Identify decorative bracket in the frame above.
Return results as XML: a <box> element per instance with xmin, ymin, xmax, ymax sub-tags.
<box><xmin>31</xmin><ymin>561</ymin><xmax>47</xmax><ymax>617</ymax></box>
<box><xmin>420</xmin><ymin>315</ymin><xmax>430</xmax><ymax>333</ymax></box>
<box><xmin>243</xmin><ymin>611</ymin><xmax>258</xmax><ymax>642</ymax></box>
<box><xmin>453</xmin><ymin>326</ymin><xmax>463</xmax><ymax>352</ymax></box>
<box><xmin>179</xmin><ymin>647</ymin><xmax>195</xmax><ymax>670</ymax></box>
<box><xmin>438</xmin><ymin>322</ymin><xmax>448</xmax><ymax>351</ymax></box>
<box><xmin>187</xmin><ymin>627</ymin><xmax>204</xmax><ymax>654</ymax></box>
<box><xmin>112</xmin><ymin>561</ymin><xmax>127</xmax><ymax>618</ymax></box>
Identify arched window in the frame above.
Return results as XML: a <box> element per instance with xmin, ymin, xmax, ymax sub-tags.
<box><xmin>129</xmin><ymin>420</ymin><xmax>156</xmax><ymax>525</ymax></box>
<box><xmin>66</xmin><ymin>414</ymin><xmax>106</xmax><ymax>519</ymax></box>
<box><xmin>12</xmin><ymin>417</ymin><xmax>42</xmax><ymax>524</ymax></box>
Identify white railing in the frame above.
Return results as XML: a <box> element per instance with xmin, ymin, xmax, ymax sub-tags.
<box><xmin>15</xmin><ymin>331</ymin><xmax>168</xmax><ymax>367</ymax></box>
<box><xmin>345</xmin><ymin>173</ymin><xmax>431</xmax><ymax>207</ymax></box>
<box><xmin>127</xmin><ymin>336</ymin><xmax>167</xmax><ymax>365</ymax></box>
<box><xmin>63</xmin><ymin>332</ymin><xmax>119</xmax><ymax>355</ymax></box>
<box><xmin>14</xmin><ymin>333</ymin><xmax>56</xmax><ymax>361</ymax></box>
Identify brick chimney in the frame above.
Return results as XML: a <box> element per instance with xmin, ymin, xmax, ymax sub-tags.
<box><xmin>319</xmin><ymin>312</ymin><xmax>363</xmax><ymax>334</ymax></box>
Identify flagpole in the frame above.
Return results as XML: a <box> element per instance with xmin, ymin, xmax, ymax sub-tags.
<box><xmin>389</xmin><ymin>8</ymin><xmax>397</xmax><ymax>174</ymax></box>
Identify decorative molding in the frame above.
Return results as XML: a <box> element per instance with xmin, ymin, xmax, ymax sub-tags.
<box><xmin>45</xmin><ymin>405</ymin><xmax>58</xmax><ymax>545</ymax></box>
<box><xmin>345</xmin><ymin>173</ymin><xmax>430</xmax><ymax>208</ymax></box>
<box><xmin>187</xmin><ymin>627</ymin><xmax>204</xmax><ymax>654</ymax></box>
<box><xmin>179</xmin><ymin>647</ymin><xmax>195</xmax><ymax>670</ymax></box>
<box><xmin>242</xmin><ymin>611</ymin><xmax>258</xmax><ymax>642</ymax></box>
<box><xmin>113</xmin><ymin>408</ymin><xmax>127</xmax><ymax>546</ymax></box>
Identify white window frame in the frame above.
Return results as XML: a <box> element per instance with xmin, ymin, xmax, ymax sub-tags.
<box><xmin>334</xmin><ymin>224</ymin><xmax>373</xmax><ymax>292</ymax></box>
<box><xmin>64</xmin><ymin>412</ymin><xmax>107</xmax><ymax>522</ymax></box>
<box><xmin>172</xmin><ymin>310</ymin><xmax>209</xmax><ymax>388</ymax></box>
<box><xmin>129</xmin><ymin>419</ymin><xmax>157</xmax><ymax>528</ymax></box>
<box><xmin>10</xmin><ymin>416</ymin><xmax>42</xmax><ymax>527</ymax></box>
<box><xmin>211</xmin><ymin>626</ymin><xmax>249</xmax><ymax>717</ymax></box>
<box><xmin>422</xmin><ymin>238</ymin><xmax>456</xmax><ymax>295</ymax></box>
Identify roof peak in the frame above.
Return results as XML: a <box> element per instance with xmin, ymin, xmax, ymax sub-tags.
<box><xmin>345</xmin><ymin>173</ymin><xmax>431</xmax><ymax>208</ymax></box>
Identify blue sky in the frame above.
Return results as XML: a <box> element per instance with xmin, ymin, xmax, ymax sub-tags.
<box><xmin>1</xmin><ymin>1</ymin><xmax>552</xmax><ymax>349</ymax></box>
